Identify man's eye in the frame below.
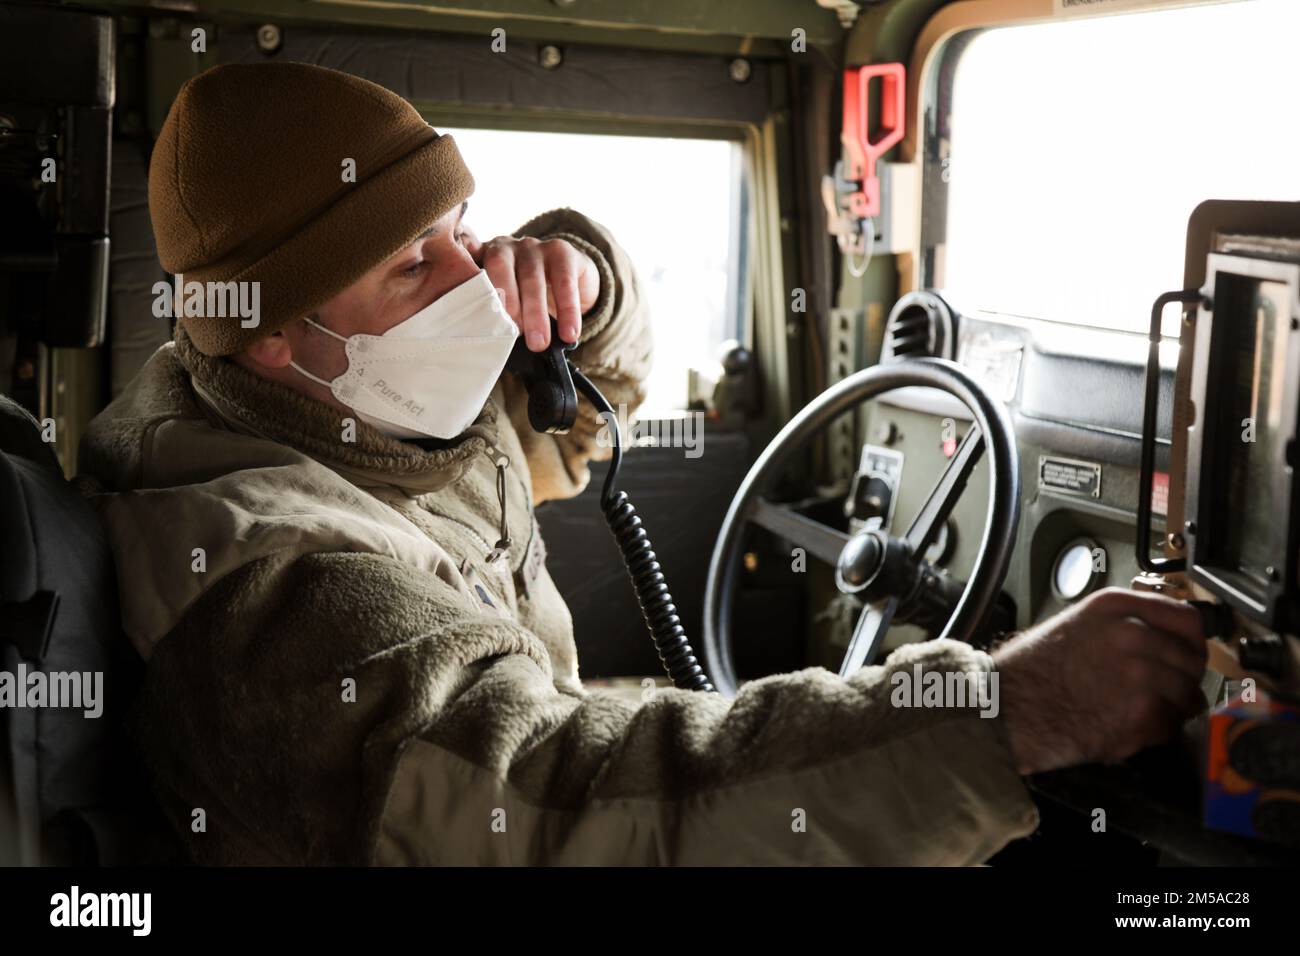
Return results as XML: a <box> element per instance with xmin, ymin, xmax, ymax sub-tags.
<box><xmin>455</xmin><ymin>231</ymin><xmax>470</xmax><ymax>246</ymax></box>
<box><xmin>401</xmin><ymin>261</ymin><xmax>428</xmax><ymax>278</ymax></box>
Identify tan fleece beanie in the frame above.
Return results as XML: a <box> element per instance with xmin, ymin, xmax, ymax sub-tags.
<box><xmin>149</xmin><ymin>62</ymin><xmax>475</xmax><ymax>356</ymax></box>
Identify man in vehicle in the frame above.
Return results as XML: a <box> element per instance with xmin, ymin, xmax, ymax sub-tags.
<box><xmin>79</xmin><ymin>62</ymin><xmax>1207</xmax><ymax>865</ymax></box>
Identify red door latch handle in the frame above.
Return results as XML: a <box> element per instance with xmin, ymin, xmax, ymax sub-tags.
<box><xmin>841</xmin><ymin>62</ymin><xmax>906</xmax><ymax>220</ymax></box>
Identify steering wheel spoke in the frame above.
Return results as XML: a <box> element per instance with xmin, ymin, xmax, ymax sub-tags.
<box><xmin>748</xmin><ymin>497</ymin><xmax>850</xmax><ymax>566</ymax></box>
<box><xmin>903</xmin><ymin>424</ymin><xmax>985</xmax><ymax>556</ymax></box>
<box><xmin>839</xmin><ymin>596</ymin><xmax>899</xmax><ymax>677</ymax></box>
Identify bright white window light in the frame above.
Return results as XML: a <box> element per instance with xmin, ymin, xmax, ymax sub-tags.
<box><xmin>943</xmin><ymin>0</ymin><xmax>1300</xmax><ymax>335</ymax></box>
<box><xmin>436</xmin><ymin>127</ymin><xmax>741</xmax><ymax>415</ymax></box>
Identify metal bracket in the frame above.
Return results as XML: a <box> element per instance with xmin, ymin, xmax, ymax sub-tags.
<box><xmin>827</xmin><ymin>306</ymin><xmax>867</xmax><ymax>483</ymax></box>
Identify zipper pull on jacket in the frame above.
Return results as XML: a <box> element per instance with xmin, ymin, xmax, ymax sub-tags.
<box><xmin>484</xmin><ymin>442</ymin><xmax>512</xmax><ymax>565</ymax></box>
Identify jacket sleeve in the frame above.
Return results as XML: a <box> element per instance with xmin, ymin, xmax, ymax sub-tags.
<box><xmin>501</xmin><ymin>207</ymin><xmax>653</xmax><ymax>505</ymax></box>
<box><xmin>129</xmin><ymin>550</ymin><xmax>1039</xmax><ymax>866</ymax></box>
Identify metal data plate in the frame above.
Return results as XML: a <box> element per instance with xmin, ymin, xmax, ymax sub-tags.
<box><xmin>1039</xmin><ymin>454</ymin><xmax>1102</xmax><ymax>501</ymax></box>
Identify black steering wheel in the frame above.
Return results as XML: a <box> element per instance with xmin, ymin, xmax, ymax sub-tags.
<box><xmin>702</xmin><ymin>358</ymin><xmax>1021</xmax><ymax>697</ymax></box>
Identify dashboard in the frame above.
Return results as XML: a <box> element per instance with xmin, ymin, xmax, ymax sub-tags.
<box><xmin>851</xmin><ymin>295</ymin><xmax>1176</xmax><ymax>654</ymax></box>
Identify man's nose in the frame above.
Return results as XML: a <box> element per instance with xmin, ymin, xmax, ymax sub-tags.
<box><xmin>430</xmin><ymin>245</ymin><xmax>481</xmax><ymax>298</ymax></box>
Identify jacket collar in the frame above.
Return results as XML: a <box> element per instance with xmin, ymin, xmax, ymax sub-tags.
<box><xmin>174</xmin><ymin>325</ymin><xmax>498</xmax><ymax>495</ymax></box>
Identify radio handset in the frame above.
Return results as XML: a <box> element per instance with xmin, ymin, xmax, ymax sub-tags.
<box><xmin>506</xmin><ymin>320</ymin><xmax>714</xmax><ymax>692</ymax></box>
<box><xmin>504</xmin><ymin>322</ymin><xmax>578</xmax><ymax>434</ymax></box>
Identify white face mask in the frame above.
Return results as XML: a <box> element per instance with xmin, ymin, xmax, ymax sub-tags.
<box><xmin>290</xmin><ymin>270</ymin><xmax>518</xmax><ymax>440</ymax></box>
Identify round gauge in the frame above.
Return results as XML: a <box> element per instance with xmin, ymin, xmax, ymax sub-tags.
<box><xmin>1052</xmin><ymin>538</ymin><xmax>1103</xmax><ymax>601</ymax></box>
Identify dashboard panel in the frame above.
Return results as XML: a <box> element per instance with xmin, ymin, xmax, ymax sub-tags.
<box><xmin>853</xmin><ymin>306</ymin><xmax>1177</xmax><ymax>653</ymax></box>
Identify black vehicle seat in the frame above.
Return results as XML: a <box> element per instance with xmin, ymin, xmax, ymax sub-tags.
<box><xmin>0</xmin><ymin>393</ymin><xmax>170</xmax><ymax>864</ymax></box>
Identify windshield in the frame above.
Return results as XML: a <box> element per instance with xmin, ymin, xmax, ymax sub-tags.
<box><xmin>934</xmin><ymin>0</ymin><xmax>1300</xmax><ymax>335</ymax></box>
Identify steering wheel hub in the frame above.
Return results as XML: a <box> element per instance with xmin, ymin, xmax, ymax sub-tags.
<box><xmin>834</xmin><ymin>529</ymin><xmax>884</xmax><ymax>591</ymax></box>
<box><xmin>834</xmin><ymin>529</ymin><xmax>916</xmax><ymax>602</ymax></box>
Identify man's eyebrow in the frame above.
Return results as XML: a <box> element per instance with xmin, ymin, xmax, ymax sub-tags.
<box><xmin>411</xmin><ymin>203</ymin><xmax>466</xmax><ymax>243</ymax></box>
<box><xmin>388</xmin><ymin>202</ymin><xmax>470</xmax><ymax>279</ymax></box>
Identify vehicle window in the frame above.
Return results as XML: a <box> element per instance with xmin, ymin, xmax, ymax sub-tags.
<box><xmin>439</xmin><ymin>127</ymin><xmax>745</xmax><ymax>414</ymax></box>
<box><xmin>931</xmin><ymin>0</ymin><xmax>1300</xmax><ymax>335</ymax></box>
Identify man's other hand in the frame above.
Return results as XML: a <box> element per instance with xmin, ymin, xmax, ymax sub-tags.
<box><xmin>465</xmin><ymin>230</ymin><xmax>599</xmax><ymax>352</ymax></box>
<box><xmin>993</xmin><ymin>587</ymin><xmax>1208</xmax><ymax>775</ymax></box>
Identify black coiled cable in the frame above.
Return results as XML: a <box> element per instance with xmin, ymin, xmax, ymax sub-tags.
<box><xmin>570</xmin><ymin>365</ymin><xmax>715</xmax><ymax>693</ymax></box>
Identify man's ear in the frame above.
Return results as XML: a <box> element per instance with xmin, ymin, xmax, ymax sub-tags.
<box><xmin>243</xmin><ymin>330</ymin><xmax>293</xmax><ymax>370</ymax></box>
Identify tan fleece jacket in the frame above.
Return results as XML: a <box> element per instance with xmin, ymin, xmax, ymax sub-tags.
<box><xmin>78</xmin><ymin>208</ymin><xmax>1039</xmax><ymax>865</ymax></box>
